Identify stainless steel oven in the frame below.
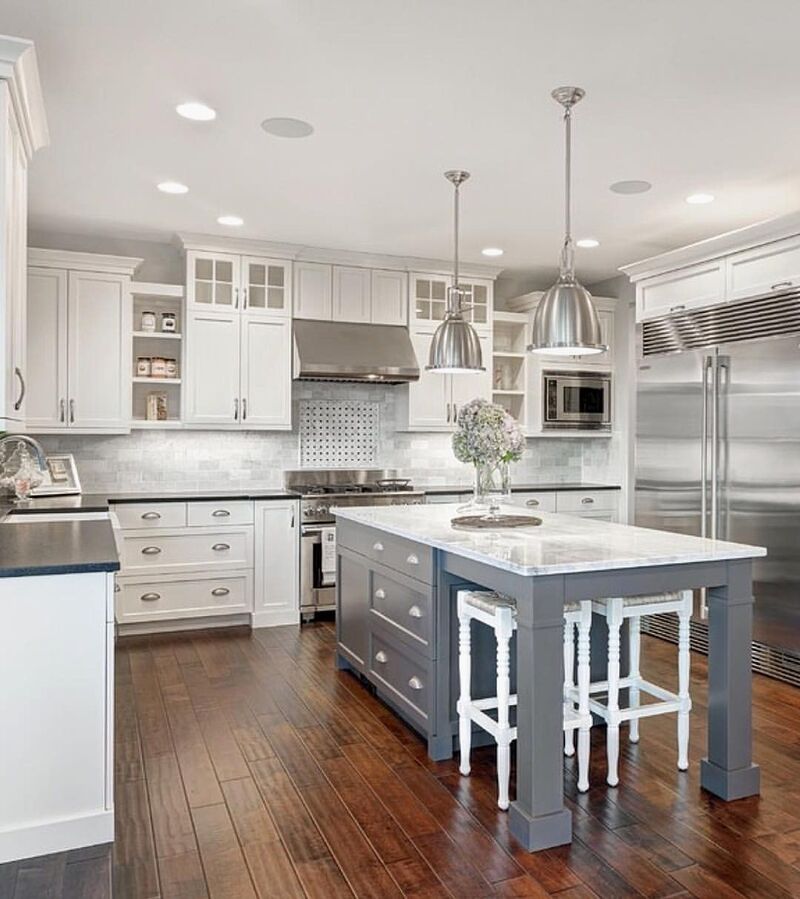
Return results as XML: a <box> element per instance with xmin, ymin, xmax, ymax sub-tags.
<box><xmin>543</xmin><ymin>370</ymin><xmax>611</xmax><ymax>430</ymax></box>
<box><xmin>300</xmin><ymin>523</ymin><xmax>336</xmax><ymax>616</ymax></box>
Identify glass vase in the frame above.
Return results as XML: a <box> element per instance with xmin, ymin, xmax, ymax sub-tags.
<box><xmin>473</xmin><ymin>461</ymin><xmax>510</xmax><ymax>516</ymax></box>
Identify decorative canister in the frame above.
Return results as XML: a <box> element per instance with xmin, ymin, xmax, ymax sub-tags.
<box><xmin>140</xmin><ymin>310</ymin><xmax>157</xmax><ymax>332</ymax></box>
<box><xmin>150</xmin><ymin>356</ymin><xmax>167</xmax><ymax>378</ymax></box>
<box><xmin>136</xmin><ymin>356</ymin><xmax>152</xmax><ymax>377</ymax></box>
<box><xmin>146</xmin><ymin>392</ymin><xmax>168</xmax><ymax>421</ymax></box>
<box><xmin>161</xmin><ymin>312</ymin><xmax>177</xmax><ymax>332</ymax></box>
<box><xmin>165</xmin><ymin>358</ymin><xmax>178</xmax><ymax>378</ymax></box>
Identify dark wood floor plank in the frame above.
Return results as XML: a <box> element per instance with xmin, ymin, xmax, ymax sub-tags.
<box><xmin>128</xmin><ymin>644</ymin><xmax>174</xmax><ymax>758</ymax></box>
<box><xmin>221</xmin><ymin>777</ymin><xmax>280</xmax><ymax>846</ymax></box>
<box><xmin>158</xmin><ymin>851</ymin><xmax>209</xmax><ymax>899</ymax></box>
<box><xmin>671</xmin><ymin>862</ymin><xmax>749</xmax><ymax>898</ymax></box>
<box><xmin>11</xmin><ymin>855</ymin><xmax>65</xmax><ymax>899</ymax></box>
<box><xmin>412</xmin><ymin>830</ymin><xmax>495</xmax><ymax>898</ymax></box>
<box><xmin>191</xmin><ymin>803</ymin><xmax>257</xmax><ymax>899</ymax></box>
<box><xmin>144</xmin><ymin>752</ymin><xmax>198</xmax><ymax>859</ymax></box>
<box><xmin>196</xmin><ymin>707</ymin><xmax>250</xmax><ymax>783</ymax></box>
<box><xmin>61</xmin><ymin>855</ymin><xmax>111</xmax><ymax>899</ymax></box>
<box><xmin>0</xmin><ymin>862</ymin><xmax>17</xmax><ymax>899</ymax></box>
<box><xmin>113</xmin><ymin>777</ymin><xmax>160</xmax><ymax>899</ymax></box>
<box><xmin>241</xmin><ymin>841</ymin><xmax>305</xmax><ymax>899</ymax></box>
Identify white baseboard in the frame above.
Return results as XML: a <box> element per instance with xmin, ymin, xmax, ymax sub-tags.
<box><xmin>251</xmin><ymin>608</ymin><xmax>301</xmax><ymax>629</ymax></box>
<box><xmin>116</xmin><ymin>613</ymin><xmax>251</xmax><ymax>636</ymax></box>
<box><xmin>0</xmin><ymin>809</ymin><xmax>114</xmax><ymax>864</ymax></box>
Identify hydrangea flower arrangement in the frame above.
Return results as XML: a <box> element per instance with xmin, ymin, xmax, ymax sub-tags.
<box><xmin>452</xmin><ymin>398</ymin><xmax>525</xmax><ymax>466</ymax></box>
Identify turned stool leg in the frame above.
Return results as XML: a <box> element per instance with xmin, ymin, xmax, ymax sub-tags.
<box><xmin>677</xmin><ymin>591</ymin><xmax>692</xmax><ymax>771</ymax></box>
<box><xmin>606</xmin><ymin>599</ymin><xmax>623</xmax><ymax>787</ymax></box>
<box><xmin>496</xmin><ymin>608</ymin><xmax>514</xmax><ymax>810</ymax></box>
<box><xmin>628</xmin><ymin>616</ymin><xmax>641</xmax><ymax>744</ymax></box>
<box><xmin>576</xmin><ymin>601</ymin><xmax>591</xmax><ymax>793</ymax></box>
<box><xmin>563</xmin><ymin>619</ymin><xmax>576</xmax><ymax>757</ymax></box>
<box><xmin>457</xmin><ymin>599</ymin><xmax>472</xmax><ymax>777</ymax></box>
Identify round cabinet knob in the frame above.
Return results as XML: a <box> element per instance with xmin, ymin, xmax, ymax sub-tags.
<box><xmin>374</xmin><ymin>588</ymin><xmax>386</xmax><ymax>600</ymax></box>
<box><xmin>373</xmin><ymin>542</ymin><xmax>384</xmax><ymax>552</ymax></box>
<box><xmin>406</xmin><ymin>553</ymin><xmax>419</xmax><ymax>566</ymax></box>
<box><xmin>375</xmin><ymin>650</ymin><xmax>388</xmax><ymax>664</ymax></box>
<box><xmin>408</xmin><ymin>605</ymin><xmax>423</xmax><ymax>619</ymax></box>
<box><xmin>408</xmin><ymin>676</ymin><xmax>424</xmax><ymax>691</ymax></box>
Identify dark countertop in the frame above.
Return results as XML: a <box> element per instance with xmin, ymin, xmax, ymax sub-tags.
<box><xmin>422</xmin><ymin>482</ymin><xmax>621</xmax><ymax>495</ymax></box>
<box><xmin>0</xmin><ymin>519</ymin><xmax>119</xmax><ymax>578</ymax></box>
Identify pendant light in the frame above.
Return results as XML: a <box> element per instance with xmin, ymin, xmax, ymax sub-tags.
<box><xmin>427</xmin><ymin>170</ymin><xmax>484</xmax><ymax>374</ymax></box>
<box><xmin>529</xmin><ymin>87</ymin><xmax>605</xmax><ymax>356</ymax></box>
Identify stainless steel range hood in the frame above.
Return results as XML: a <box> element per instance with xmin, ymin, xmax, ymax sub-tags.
<box><xmin>293</xmin><ymin>319</ymin><xmax>420</xmax><ymax>384</ymax></box>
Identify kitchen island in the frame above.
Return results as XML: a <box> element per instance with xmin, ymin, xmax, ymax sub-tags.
<box><xmin>334</xmin><ymin>503</ymin><xmax>766</xmax><ymax>852</ymax></box>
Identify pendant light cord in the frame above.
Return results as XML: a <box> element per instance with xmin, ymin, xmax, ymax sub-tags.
<box><xmin>560</xmin><ymin>105</ymin><xmax>575</xmax><ymax>279</ymax></box>
<box><xmin>453</xmin><ymin>180</ymin><xmax>460</xmax><ymax>294</ymax></box>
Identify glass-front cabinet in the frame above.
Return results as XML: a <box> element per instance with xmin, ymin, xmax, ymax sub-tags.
<box><xmin>241</xmin><ymin>256</ymin><xmax>291</xmax><ymax>315</ymax></box>
<box><xmin>187</xmin><ymin>251</ymin><xmax>292</xmax><ymax>317</ymax></box>
<box><xmin>410</xmin><ymin>272</ymin><xmax>492</xmax><ymax>331</ymax></box>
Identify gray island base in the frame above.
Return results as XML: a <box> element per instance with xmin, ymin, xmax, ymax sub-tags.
<box><xmin>334</xmin><ymin>504</ymin><xmax>765</xmax><ymax>852</ymax></box>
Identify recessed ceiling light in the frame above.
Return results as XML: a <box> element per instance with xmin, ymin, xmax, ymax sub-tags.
<box><xmin>261</xmin><ymin>117</ymin><xmax>314</xmax><ymax>138</ymax></box>
<box><xmin>176</xmin><ymin>101</ymin><xmax>216</xmax><ymax>121</ymax></box>
<box><xmin>481</xmin><ymin>247</ymin><xmax>504</xmax><ymax>257</ymax></box>
<box><xmin>217</xmin><ymin>215</ymin><xmax>243</xmax><ymax>227</ymax></box>
<box><xmin>576</xmin><ymin>238</ymin><xmax>600</xmax><ymax>248</ymax></box>
<box><xmin>157</xmin><ymin>181</ymin><xmax>189</xmax><ymax>194</ymax></box>
<box><xmin>610</xmin><ymin>180</ymin><xmax>652</xmax><ymax>195</ymax></box>
<box><xmin>686</xmin><ymin>192</ymin><xmax>714</xmax><ymax>204</ymax></box>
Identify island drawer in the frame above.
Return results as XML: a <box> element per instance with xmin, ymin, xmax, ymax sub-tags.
<box><xmin>368</xmin><ymin>626</ymin><xmax>432</xmax><ymax>731</ymax></box>
<box><xmin>187</xmin><ymin>500</ymin><xmax>254</xmax><ymax>527</ymax></box>
<box><xmin>369</xmin><ymin>569</ymin><xmax>433</xmax><ymax>655</ymax></box>
<box><xmin>120</xmin><ymin>528</ymin><xmax>253</xmax><ymax>575</ymax></box>
<box><xmin>339</xmin><ymin>522</ymin><xmax>434</xmax><ymax>584</ymax></box>
<box><xmin>556</xmin><ymin>490</ymin><xmax>618</xmax><ymax>514</ymax></box>
<box><xmin>114</xmin><ymin>502</ymin><xmax>187</xmax><ymax>530</ymax></box>
<box><xmin>116</xmin><ymin>572</ymin><xmax>252</xmax><ymax>623</ymax></box>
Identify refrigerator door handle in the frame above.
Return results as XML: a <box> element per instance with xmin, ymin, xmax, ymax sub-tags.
<box><xmin>701</xmin><ymin>355</ymin><xmax>712</xmax><ymax>539</ymax></box>
<box><xmin>711</xmin><ymin>354</ymin><xmax>721</xmax><ymax>542</ymax></box>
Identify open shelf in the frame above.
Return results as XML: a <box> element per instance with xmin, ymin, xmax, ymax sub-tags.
<box><xmin>131</xmin><ymin>418</ymin><xmax>184</xmax><ymax>429</ymax></box>
<box><xmin>131</xmin><ymin>282</ymin><xmax>184</xmax><ymax>298</ymax></box>
<box><xmin>133</xmin><ymin>377</ymin><xmax>181</xmax><ymax>385</ymax></box>
<box><xmin>492</xmin><ymin>389</ymin><xmax>525</xmax><ymax>396</ymax></box>
<box><xmin>492</xmin><ymin>351</ymin><xmax>526</xmax><ymax>360</ymax></box>
<box><xmin>132</xmin><ymin>283</ymin><xmax>184</xmax><ymax>425</ymax></box>
<box><xmin>133</xmin><ymin>330</ymin><xmax>182</xmax><ymax>340</ymax></box>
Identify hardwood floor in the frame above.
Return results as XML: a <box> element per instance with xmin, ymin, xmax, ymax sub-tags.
<box><xmin>2</xmin><ymin>622</ymin><xmax>800</xmax><ymax>898</ymax></box>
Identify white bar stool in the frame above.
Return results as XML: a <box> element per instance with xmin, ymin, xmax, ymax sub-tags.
<box><xmin>457</xmin><ymin>590</ymin><xmax>593</xmax><ymax>810</ymax></box>
<box><xmin>577</xmin><ymin>590</ymin><xmax>693</xmax><ymax>786</ymax></box>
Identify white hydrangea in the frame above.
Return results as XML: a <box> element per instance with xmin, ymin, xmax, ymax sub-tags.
<box><xmin>452</xmin><ymin>398</ymin><xmax>525</xmax><ymax>466</ymax></box>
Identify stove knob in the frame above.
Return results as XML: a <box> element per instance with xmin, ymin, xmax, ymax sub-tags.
<box><xmin>319</xmin><ymin>504</ymin><xmax>330</xmax><ymax>516</ymax></box>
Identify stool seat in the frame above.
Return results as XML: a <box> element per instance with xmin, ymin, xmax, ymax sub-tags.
<box><xmin>463</xmin><ymin>591</ymin><xmax>517</xmax><ymax>616</ymax></box>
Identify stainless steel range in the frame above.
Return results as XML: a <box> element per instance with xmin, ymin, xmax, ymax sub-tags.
<box><xmin>284</xmin><ymin>468</ymin><xmax>425</xmax><ymax>621</ymax></box>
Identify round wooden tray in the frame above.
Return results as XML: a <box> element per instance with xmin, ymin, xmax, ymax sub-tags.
<box><xmin>450</xmin><ymin>514</ymin><xmax>543</xmax><ymax>530</ymax></box>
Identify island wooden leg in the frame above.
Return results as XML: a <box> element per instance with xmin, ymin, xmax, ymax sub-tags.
<box><xmin>701</xmin><ymin>560</ymin><xmax>761</xmax><ymax>800</ymax></box>
<box><xmin>509</xmin><ymin>576</ymin><xmax>572</xmax><ymax>850</ymax></box>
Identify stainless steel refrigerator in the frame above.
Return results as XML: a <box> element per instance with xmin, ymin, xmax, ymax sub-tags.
<box><xmin>635</xmin><ymin>293</ymin><xmax>800</xmax><ymax>685</ymax></box>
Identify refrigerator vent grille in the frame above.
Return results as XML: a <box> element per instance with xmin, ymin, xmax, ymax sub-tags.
<box><xmin>642</xmin><ymin>289</ymin><xmax>800</xmax><ymax>355</ymax></box>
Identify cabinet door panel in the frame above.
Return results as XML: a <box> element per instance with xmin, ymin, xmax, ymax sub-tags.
<box><xmin>371</xmin><ymin>270</ymin><xmax>408</xmax><ymax>325</ymax></box>
<box><xmin>450</xmin><ymin>334</ymin><xmax>492</xmax><ymax>421</ymax></box>
<box><xmin>5</xmin><ymin>120</ymin><xmax>27</xmax><ymax>424</ymax></box>
<box><xmin>185</xmin><ymin>311</ymin><xmax>241</xmax><ymax>425</ymax></box>
<box><xmin>294</xmin><ymin>262</ymin><xmax>332</xmax><ymax>320</ymax></box>
<box><xmin>241</xmin><ymin>255</ymin><xmax>291</xmax><ymax>317</ymax></box>
<box><xmin>636</xmin><ymin>261</ymin><xmax>725</xmax><ymax>322</ymax></box>
<box><xmin>337</xmin><ymin>549</ymin><xmax>370</xmax><ymax>669</ymax></box>
<box><xmin>67</xmin><ymin>271</ymin><xmax>129</xmax><ymax>430</ymax></box>
<box><xmin>240</xmin><ymin>314</ymin><xmax>291</xmax><ymax>429</ymax></box>
<box><xmin>728</xmin><ymin>235</ymin><xmax>800</xmax><ymax>301</ymax></box>
<box><xmin>187</xmin><ymin>251</ymin><xmax>240</xmax><ymax>310</ymax></box>
<box><xmin>404</xmin><ymin>330</ymin><xmax>450</xmax><ymax>429</ymax></box>
<box><xmin>26</xmin><ymin>267</ymin><xmax>68</xmax><ymax>430</ymax></box>
<box><xmin>332</xmin><ymin>266</ymin><xmax>371</xmax><ymax>322</ymax></box>
<box><xmin>410</xmin><ymin>273</ymin><xmax>450</xmax><ymax>327</ymax></box>
<box><xmin>253</xmin><ymin>500</ymin><xmax>299</xmax><ymax>627</ymax></box>
<box><xmin>458</xmin><ymin>278</ymin><xmax>493</xmax><ymax>330</ymax></box>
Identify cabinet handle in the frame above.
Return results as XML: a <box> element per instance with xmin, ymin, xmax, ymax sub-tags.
<box><xmin>69</xmin><ymin>399</ymin><xmax>75</xmax><ymax>423</ymax></box>
<box><xmin>242</xmin><ymin>398</ymin><xmax>247</xmax><ymax>421</ymax></box>
<box><xmin>408</xmin><ymin>605</ymin><xmax>423</xmax><ymax>619</ymax></box>
<box><xmin>526</xmin><ymin>498</ymin><xmax>540</xmax><ymax>507</ymax></box>
<box><xmin>141</xmin><ymin>546</ymin><xmax>162</xmax><ymax>555</ymax></box>
<box><xmin>234</xmin><ymin>287</ymin><xmax>240</xmax><ymax>309</ymax></box>
<box><xmin>13</xmin><ymin>367</ymin><xmax>25</xmax><ymax>411</ymax></box>
<box><xmin>141</xmin><ymin>511</ymin><xmax>161</xmax><ymax>520</ymax></box>
<box><xmin>373</xmin><ymin>541</ymin><xmax>384</xmax><ymax>552</ymax></box>
<box><xmin>375</xmin><ymin>588</ymin><xmax>386</xmax><ymax>599</ymax></box>
<box><xmin>375</xmin><ymin>650</ymin><xmax>388</xmax><ymax>664</ymax></box>
<box><xmin>114</xmin><ymin>582</ymin><xmax>120</xmax><ymax>592</ymax></box>
<box><xmin>242</xmin><ymin>287</ymin><xmax>248</xmax><ymax>309</ymax></box>
<box><xmin>60</xmin><ymin>399</ymin><xmax>65</xmax><ymax>422</ymax></box>
<box><xmin>211</xmin><ymin>587</ymin><xmax>230</xmax><ymax>597</ymax></box>
<box><xmin>212</xmin><ymin>543</ymin><xmax>231</xmax><ymax>552</ymax></box>
<box><xmin>446</xmin><ymin>402</ymin><xmax>451</xmax><ymax>423</ymax></box>
<box><xmin>234</xmin><ymin>398</ymin><xmax>239</xmax><ymax>421</ymax></box>
<box><xmin>408</xmin><ymin>676</ymin><xmax>424</xmax><ymax>691</ymax></box>
<box><xmin>212</xmin><ymin>509</ymin><xmax>230</xmax><ymax>517</ymax></box>
<box><xmin>669</xmin><ymin>304</ymin><xmax>686</xmax><ymax>313</ymax></box>
<box><xmin>406</xmin><ymin>553</ymin><xmax>419</xmax><ymax>566</ymax></box>
<box><xmin>452</xmin><ymin>403</ymin><xmax>458</xmax><ymax>421</ymax></box>
<box><xmin>771</xmin><ymin>280</ymin><xmax>793</xmax><ymax>291</ymax></box>
<box><xmin>581</xmin><ymin>497</ymin><xmax>595</xmax><ymax>505</ymax></box>
<box><xmin>140</xmin><ymin>592</ymin><xmax>161</xmax><ymax>601</ymax></box>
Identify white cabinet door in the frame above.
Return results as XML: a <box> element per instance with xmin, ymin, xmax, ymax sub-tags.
<box><xmin>636</xmin><ymin>260</ymin><xmax>725</xmax><ymax>322</ymax></box>
<box><xmin>185</xmin><ymin>311</ymin><xmax>241</xmax><ymax>426</ymax></box>
<box><xmin>253</xmin><ymin>500</ymin><xmax>299</xmax><ymax>627</ymax></box>
<box><xmin>187</xmin><ymin>251</ymin><xmax>240</xmax><ymax>311</ymax></box>
<box><xmin>332</xmin><ymin>266</ymin><xmax>371</xmax><ymax>323</ymax></box>
<box><xmin>26</xmin><ymin>267</ymin><xmax>68</xmax><ymax>430</ymax></box>
<box><xmin>4</xmin><ymin>117</ymin><xmax>26</xmax><ymax>426</ymax></box>
<box><xmin>403</xmin><ymin>329</ymin><xmax>450</xmax><ymax>429</ymax></box>
<box><xmin>241</xmin><ymin>255</ymin><xmax>291</xmax><ymax>317</ymax></box>
<box><xmin>294</xmin><ymin>262</ymin><xmax>332</xmax><ymax>320</ymax></box>
<box><xmin>727</xmin><ymin>235</ymin><xmax>800</xmax><ymax>301</ymax></box>
<box><xmin>371</xmin><ymin>269</ymin><xmax>408</xmax><ymax>325</ymax></box>
<box><xmin>410</xmin><ymin>273</ymin><xmax>450</xmax><ymax>327</ymax></box>
<box><xmin>450</xmin><ymin>333</ymin><xmax>493</xmax><ymax>421</ymax></box>
<box><xmin>67</xmin><ymin>271</ymin><xmax>130</xmax><ymax>430</ymax></box>
<box><xmin>459</xmin><ymin>278</ymin><xmax>493</xmax><ymax>331</ymax></box>
<box><xmin>240</xmin><ymin>314</ymin><xmax>291</xmax><ymax>429</ymax></box>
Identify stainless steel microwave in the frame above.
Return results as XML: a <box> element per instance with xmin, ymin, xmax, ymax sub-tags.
<box><xmin>543</xmin><ymin>370</ymin><xmax>611</xmax><ymax>430</ymax></box>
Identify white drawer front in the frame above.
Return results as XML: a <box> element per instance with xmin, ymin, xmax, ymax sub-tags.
<box><xmin>510</xmin><ymin>492</ymin><xmax>557</xmax><ymax>512</ymax></box>
<box><xmin>636</xmin><ymin>261</ymin><xmax>725</xmax><ymax>322</ymax></box>
<box><xmin>556</xmin><ymin>490</ymin><xmax>618</xmax><ymax>514</ymax></box>
<box><xmin>114</xmin><ymin>502</ymin><xmax>187</xmax><ymax>529</ymax></box>
<box><xmin>728</xmin><ymin>235</ymin><xmax>800</xmax><ymax>301</ymax></box>
<box><xmin>121</xmin><ymin>528</ymin><xmax>253</xmax><ymax>574</ymax></box>
<box><xmin>116</xmin><ymin>574</ymin><xmax>252</xmax><ymax>623</ymax></box>
<box><xmin>187</xmin><ymin>500</ymin><xmax>254</xmax><ymax>527</ymax></box>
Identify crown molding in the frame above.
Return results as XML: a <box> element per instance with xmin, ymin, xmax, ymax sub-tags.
<box><xmin>619</xmin><ymin>211</ymin><xmax>800</xmax><ymax>282</ymax></box>
<box><xmin>28</xmin><ymin>247</ymin><xmax>143</xmax><ymax>276</ymax></box>
<box><xmin>0</xmin><ymin>36</ymin><xmax>49</xmax><ymax>158</ymax></box>
<box><xmin>175</xmin><ymin>232</ymin><xmax>503</xmax><ymax>279</ymax></box>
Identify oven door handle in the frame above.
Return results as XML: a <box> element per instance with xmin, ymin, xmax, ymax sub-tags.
<box><xmin>301</xmin><ymin>526</ymin><xmax>329</xmax><ymax>537</ymax></box>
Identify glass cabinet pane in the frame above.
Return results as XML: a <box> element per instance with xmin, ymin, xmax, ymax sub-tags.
<box><xmin>267</xmin><ymin>265</ymin><xmax>284</xmax><ymax>287</ymax></box>
<box><xmin>195</xmin><ymin>258</ymin><xmax>213</xmax><ymax>280</ymax></box>
<box><xmin>215</xmin><ymin>260</ymin><xmax>233</xmax><ymax>283</ymax></box>
<box><xmin>196</xmin><ymin>280</ymin><xmax>212</xmax><ymax>303</ymax></box>
<box><xmin>249</xmin><ymin>286</ymin><xmax>266</xmax><ymax>308</ymax></box>
<box><xmin>215</xmin><ymin>282</ymin><xmax>232</xmax><ymax>305</ymax></box>
<box><xmin>267</xmin><ymin>288</ymin><xmax>284</xmax><ymax>309</ymax></box>
<box><xmin>248</xmin><ymin>263</ymin><xmax>266</xmax><ymax>285</ymax></box>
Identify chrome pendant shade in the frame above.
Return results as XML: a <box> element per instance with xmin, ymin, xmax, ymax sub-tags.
<box><xmin>427</xmin><ymin>170</ymin><xmax>485</xmax><ymax>373</ymax></box>
<box><xmin>529</xmin><ymin>87</ymin><xmax>605</xmax><ymax>357</ymax></box>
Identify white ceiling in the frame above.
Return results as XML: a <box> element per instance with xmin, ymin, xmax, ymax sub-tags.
<box><xmin>4</xmin><ymin>0</ymin><xmax>800</xmax><ymax>284</ymax></box>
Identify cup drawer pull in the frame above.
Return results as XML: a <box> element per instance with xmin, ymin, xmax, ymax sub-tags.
<box><xmin>408</xmin><ymin>605</ymin><xmax>423</xmax><ymax>619</ymax></box>
<box><xmin>406</xmin><ymin>553</ymin><xmax>419</xmax><ymax>566</ymax></box>
<box><xmin>212</xmin><ymin>509</ymin><xmax>231</xmax><ymax>517</ymax></box>
<box><xmin>141</xmin><ymin>511</ymin><xmax>161</xmax><ymax>520</ymax></box>
<box><xmin>581</xmin><ymin>497</ymin><xmax>594</xmax><ymax>505</ymax></box>
<box><xmin>212</xmin><ymin>543</ymin><xmax>231</xmax><ymax>551</ymax></box>
<box><xmin>140</xmin><ymin>592</ymin><xmax>161</xmax><ymax>602</ymax></box>
<box><xmin>141</xmin><ymin>546</ymin><xmax>162</xmax><ymax>555</ymax></box>
<box><xmin>771</xmin><ymin>280</ymin><xmax>793</xmax><ymax>291</ymax></box>
<box><xmin>526</xmin><ymin>499</ymin><xmax>540</xmax><ymax>507</ymax></box>
<box><xmin>408</xmin><ymin>676</ymin><xmax>424</xmax><ymax>691</ymax></box>
<box><xmin>374</xmin><ymin>588</ymin><xmax>386</xmax><ymax>600</ymax></box>
<box><xmin>375</xmin><ymin>650</ymin><xmax>388</xmax><ymax>664</ymax></box>
<box><xmin>373</xmin><ymin>541</ymin><xmax>384</xmax><ymax>552</ymax></box>
<box><xmin>211</xmin><ymin>587</ymin><xmax>230</xmax><ymax>597</ymax></box>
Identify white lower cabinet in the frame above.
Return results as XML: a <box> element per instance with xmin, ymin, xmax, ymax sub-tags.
<box><xmin>117</xmin><ymin>572</ymin><xmax>252</xmax><ymax>625</ymax></box>
<box><xmin>253</xmin><ymin>499</ymin><xmax>299</xmax><ymax>627</ymax></box>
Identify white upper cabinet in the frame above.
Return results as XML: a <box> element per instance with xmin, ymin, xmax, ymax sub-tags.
<box><xmin>332</xmin><ymin>266</ymin><xmax>371</xmax><ymax>323</ymax></box>
<box><xmin>727</xmin><ymin>234</ymin><xmax>800</xmax><ymax>301</ymax></box>
<box><xmin>458</xmin><ymin>278</ymin><xmax>493</xmax><ymax>330</ymax></box>
<box><xmin>241</xmin><ymin>256</ymin><xmax>291</xmax><ymax>317</ymax></box>
<box><xmin>188</xmin><ymin>251</ymin><xmax>238</xmax><ymax>311</ymax></box>
<box><xmin>26</xmin><ymin>267</ymin><xmax>67</xmax><ymax>429</ymax></box>
<box><xmin>635</xmin><ymin>260</ymin><xmax>726</xmax><ymax>322</ymax></box>
<box><xmin>240</xmin><ymin>314</ymin><xmax>291</xmax><ymax>428</ymax></box>
<box><xmin>371</xmin><ymin>269</ymin><xmax>408</xmax><ymax>325</ymax></box>
<box><xmin>184</xmin><ymin>310</ymin><xmax>241</xmax><ymax>426</ymax></box>
<box><xmin>294</xmin><ymin>261</ymin><xmax>332</xmax><ymax>320</ymax></box>
<box><xmin>410</xmin><ymin>273</ymin><xmax>450</xmax><ymax>328</ymax></box>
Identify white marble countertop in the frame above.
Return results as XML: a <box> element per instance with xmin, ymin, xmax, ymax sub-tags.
<box><xmin>333</xmin><ymin>503</ymin><xmax>766</xmax><ymax>576</ymax></box>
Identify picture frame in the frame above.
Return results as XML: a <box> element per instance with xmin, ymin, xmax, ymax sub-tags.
<box><xmin>31</xmin><ymin>453</ymin><xmax>82</xmax><ymax>496</ymax></box>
